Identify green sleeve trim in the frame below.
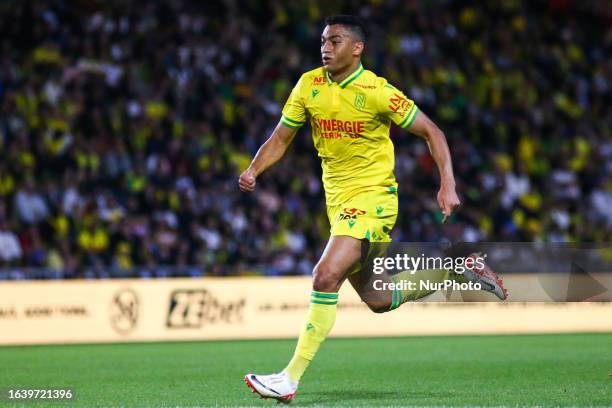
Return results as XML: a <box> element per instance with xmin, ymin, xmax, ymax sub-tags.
<box><xmin>281</xmin><ymin>115</ymin><xmax>305</xmax><ymax>126</ymax></box>
<box><xmin>398</xmin><ymin>105</ymin><xmax>416</xmax><ymax>128</ymax></box>
<box><xmin>401</xmin><ymin>106</ymin><xmax>419</xmax><ymax>129</ymax></box>
<box><xmin>280</xmin><ymin>119</ymin><xmax>302</xmax><ymax>129</ymax></box>
<box><xmin>398</xmin><ymin>105</ymin><xmax>414</xmax><ymax>127</ymax></box>
<box><xmin>311</xmin><ymin>299</ymin><xmax>338</xmax><ymax>305</ymax></box>
<box><xmin>311</xmin><ymin>291</ymin><xmax>339</xmax><ymax>299</ymax></box>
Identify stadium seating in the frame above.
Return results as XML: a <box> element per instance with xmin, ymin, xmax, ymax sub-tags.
<box><xmin>0</xmin><ymin>0</ymin><xmax>610</xmax><ymax>278</ymax></box>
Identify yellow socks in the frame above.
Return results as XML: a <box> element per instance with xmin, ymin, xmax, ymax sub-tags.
<box><xmin>284</xmin><ymin>291</ymin><xmax>338</xmax><ymax>382</ymax></box>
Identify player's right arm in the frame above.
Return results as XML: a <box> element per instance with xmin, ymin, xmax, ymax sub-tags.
<box><xmin>239</xmin><ymin>74</ymin><xmax>307</xmax><ymax>193</ymax></box>
<box><xmin>238</xmin><ymin>123</ymin><xmax>298</xmax><ymax>192</ymax></box>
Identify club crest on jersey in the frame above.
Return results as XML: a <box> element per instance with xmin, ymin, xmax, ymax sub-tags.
<box><xmin>354</xmin><ymin>93</ymin><xmax>366</xmax><ymax>109</ymax></box>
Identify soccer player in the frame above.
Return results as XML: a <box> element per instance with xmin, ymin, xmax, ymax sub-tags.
<box><xmin>239</xmin><ymin>15</ymin><xmax>507</xmax><ymax>402</ymax></box>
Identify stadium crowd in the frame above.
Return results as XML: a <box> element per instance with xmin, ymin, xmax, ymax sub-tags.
<box><xmin>0</xmin><ymin>0</ymin><xmax>610</xmax><ymax>278</ymax></box>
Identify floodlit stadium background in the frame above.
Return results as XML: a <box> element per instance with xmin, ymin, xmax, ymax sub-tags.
<box><xmin>0</xmin><ymin>0</ymin><xmax>611</xmax><ymax>345</ymax></box>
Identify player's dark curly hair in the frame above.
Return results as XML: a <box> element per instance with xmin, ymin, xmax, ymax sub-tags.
<box><xmin>324</xmin><ymin>15</ymin><xmax>367</xmax><ymax>43</ymax></box>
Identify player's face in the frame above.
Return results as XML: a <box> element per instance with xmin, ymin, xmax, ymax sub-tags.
<box><xmin>321</xmin><ymin>25</ymin><xmax>363</xmax><ymax>74</ymax></box>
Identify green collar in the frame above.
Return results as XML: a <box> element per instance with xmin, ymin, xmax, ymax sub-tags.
<box><xmin>326</xmin><ymin>63</ymin><xmax>365</xmax><ymax>89</ymax></box>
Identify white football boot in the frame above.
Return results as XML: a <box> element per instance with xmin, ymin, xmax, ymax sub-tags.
<box><xmin>463</xmin><ymin>252</ymin><xmax>509</xmax><ymax>300</ymax></box>
<box><xmin>244</xmin><ymin>371</ymin><xmax>298</xmax><ymax>402</ymax></box>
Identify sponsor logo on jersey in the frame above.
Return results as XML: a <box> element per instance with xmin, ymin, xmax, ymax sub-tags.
<box><xmin>314</xmin><ymin>118</ymin><xmax>365</xmax><ymax>139</ymax></box>
<box><xmin>338</xmin><ymin>207</ymin><xmax>366</xmax><ymax>221</ymax></box>
<box><xmin>388</xmin><ymin>93</ymin><xmax>411</xmax><ymax>116</ymax></box>
<box><xmin>312</xmin><ymin>76</ymin><xmax>326</xmax><ymax>85</ymax></box>
<box><xmin>353</xmin><ymin>83</ymin><xmax>376</xmax><ymax>89</ymax></box>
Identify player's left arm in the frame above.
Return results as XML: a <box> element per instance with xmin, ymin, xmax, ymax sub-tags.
<box><xmin>406</xmin><ymin>111</ymin><xmax>460</xmax><ymax>223</ymax></box>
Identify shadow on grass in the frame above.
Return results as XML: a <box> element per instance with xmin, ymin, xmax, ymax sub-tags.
<box><xmin>298</xmin><ymin>389</ymin><xmax>454</xmax><ymax>404</ymax></box>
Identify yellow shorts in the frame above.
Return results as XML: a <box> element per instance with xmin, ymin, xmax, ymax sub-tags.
<box><xmin>326</xmin><ymin>188</ymin><xmax>398</xmax><ymax>242</ymax></box>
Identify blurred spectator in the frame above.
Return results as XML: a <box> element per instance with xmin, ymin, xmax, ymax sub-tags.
<box><xmin>0</xmin><ymin>221</ymin><xmax>22</xmax><ymax>265</ymax></box>
<box><xmin>14</xmin><ymin>178</ymin><xmax>50</xmax><ymax>224</ymax></box>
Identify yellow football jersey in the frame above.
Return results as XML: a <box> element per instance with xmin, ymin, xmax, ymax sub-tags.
<box><xmin>281</xmin><ymin>63</ymin><xmax>418</xmax><ymax>206</ymax></box>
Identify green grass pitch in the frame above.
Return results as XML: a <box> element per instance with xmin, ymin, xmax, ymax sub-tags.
<box><xmin>1</xmin><ymin>333</ymin><xmax>611</xmax><ymax>407</ymax></box>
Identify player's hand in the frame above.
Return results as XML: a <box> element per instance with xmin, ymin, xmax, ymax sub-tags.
<box><xmin>437</xmin><ymin>185</ymin><xmax>461</xmax><ymax>223</ymax></box>
<box><xmin>238</xmin><ymin>167</ymin><xmax>257</xmax><ymax>192</ymax></box>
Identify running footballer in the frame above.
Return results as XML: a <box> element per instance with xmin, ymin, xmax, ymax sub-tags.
<box><xmin>239</xmin><ymin>15</ymin><xmax>507</xmax><ymax>402</ymax></box>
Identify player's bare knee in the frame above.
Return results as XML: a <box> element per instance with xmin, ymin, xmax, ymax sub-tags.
<box><xmin>363</xmin><ymin>299</ymin><xmax>391</xmax><ymax>314</ymax></box>
<box><xmin>356</xmin><ymin>289</ymin><xmax>392</xmax><ymax>313</ymax></box>
<box><xmin>312</xmin><ymin>264</ymin><xmax>341</xmax><ymax>293</ymax></box>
